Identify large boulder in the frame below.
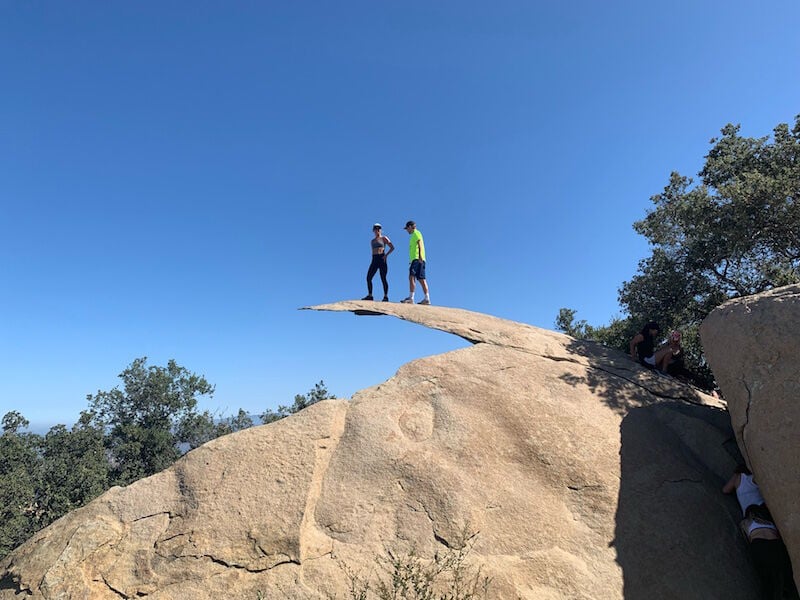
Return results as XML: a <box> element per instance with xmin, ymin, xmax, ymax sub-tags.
<box><xmin>701</xmin><ymin>283</ymin><xmax>800</xmax><ymax>585</ymax></box>
<box><xmin>2</xmin><ymin>302</ymin><xmax>759</xmax><ymax>599</ymax></box>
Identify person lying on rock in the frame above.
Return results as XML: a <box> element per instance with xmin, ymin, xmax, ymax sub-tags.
<box><xmin>723</xmin><ymin>465</ymin><xmax>799</xmax><ymax>600</ymax></box>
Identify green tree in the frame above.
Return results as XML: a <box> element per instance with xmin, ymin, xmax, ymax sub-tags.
<box><xmin>554</xmin><ymin>308</ymin><xmax>593</xmax><ymax>339</ymax></box>
<box><xmin>87</xmin><ymin>357</ymin><xmax>215</xmax><ymax>486</ymax></box>
<box><xmin>555</xmin><ymin>309</ymin><xmax>637</xmax><ymax>354</ymax></box>
<box><xmin>36</xmin><ymin>412</ymin><xmax>109</xmax><ymax>526</ymax></box>
<box><xmin>0</xmin><ymin>412</ymin><xmax>40</xmax><ymax>558</ymax></box>
<box><xmin>561</xmin><ymin>116</ymin><xmax>800</xmax><ymax>388</ymax></box>
<box><xmin>218</xmin><ymin>408</ymin><xmax>255</xmax><ymax>434</ymax></box>
<box><xmin>618</xmin><ymin>117</ymin><xmax>800</xmax><ymax>385</ymax></box>
<box><xmin>177</xmin><ymin>408</ymin><xmax>255</xmax><ymax>450</ymax></box>
<box><xmin>623</xmin><ymin>117</ymin><xmax>800</xmax><ymax>325</ymax></box>
<box><xmin>260</xmin><ymin>380</ymin><xmax>336</xmax><ymax>424</ymax></box>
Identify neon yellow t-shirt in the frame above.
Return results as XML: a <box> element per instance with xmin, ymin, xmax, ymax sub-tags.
<box><xmin>409</xmin><ymin>229</ymin><xmax>425</xmax><ymax>261</ymax></box>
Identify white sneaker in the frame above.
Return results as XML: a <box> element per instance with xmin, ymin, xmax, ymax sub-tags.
<box><xmin>419</xmin><ymin>298</ymin><xmax>431</xmax><ymax>305</ymax></box>
<box><xmin>400</xmin><ymin>297</ymin><xmax>414</xmax><ymax>304</ymax></box>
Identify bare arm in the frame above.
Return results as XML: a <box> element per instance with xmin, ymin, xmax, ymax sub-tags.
<box><xmin>630</xmin><ymin>333</ymin><xmax>644</xmax><ymax>360</ymax></box>
<box><xmin>722</xmin><ymin>473</ymin><xmax>740</xmax><ymax>494</ymax></box>
<box><xmin>383</xmin><ymin>236</ymin><xmax>394</xmax><ymax>258</ymax></box>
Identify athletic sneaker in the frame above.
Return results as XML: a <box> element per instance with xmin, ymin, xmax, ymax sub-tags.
<box><xmin>419</xmin><ymin>298</ymin><xmax>431</xmax><ymax>305</ymax></box>
<box><xmin>400</xmin><ymin>297</ymin><xmax>414</xmax><ymax>304</ymax></box>
<box><xmin>382</xmin><ymin>296</ymin><xmax>389</xmax><ymax>302</ymax></box>
<box><xmin>361</xmin><ymin>295</ymin><xmax>374</xmax><ymax>301</ymax></box>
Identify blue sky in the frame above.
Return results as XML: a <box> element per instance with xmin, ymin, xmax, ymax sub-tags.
<box><xmin>2</xmin><ymin>1</ymin><xmax>799</xmax><ymax>429</ymax></box>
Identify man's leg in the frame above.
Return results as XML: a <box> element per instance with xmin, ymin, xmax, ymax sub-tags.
<box><xmin>401</xmin><ymin>267</ymin><xmax>417</xmax><ymax>303</ymax></box>
<box><xmin>416</xmin><ymin>261</ymin><xmax>430</xmax><ymax>303</ymax></box>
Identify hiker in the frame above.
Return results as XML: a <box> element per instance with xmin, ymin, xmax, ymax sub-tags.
<box><xmin>630</xmin><ymin>323</ymin><xmax>682</xmax><ymax>372</ymax></box>
<box><xmin>400</xmin><ymin>220</ymin><xmax>430</xmax><ymax>305</ymax></box>
<box><xmin>723</xmin><ymin>465</ymin><xmax>798</xmax><ymax>599</ymax></box>
<box><xmin>362</xmin><ymin>223</ymin><xmax>394</xmax><ymax>302</ymax></box>
<box><xmin>660</xmin><ymin>330</ymin><xmax>684</xmax><ymax>372</ymax></box>
<box><xmin>629</xmin><ymin>321</ymin><xmax>661</xmax><ymax>367</ymax></box>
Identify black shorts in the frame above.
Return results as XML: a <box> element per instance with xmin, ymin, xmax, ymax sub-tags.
<box><xmin>409</xmin><ymin>259</ymin><xmax>426</xmax><ymax>280</ymax></box>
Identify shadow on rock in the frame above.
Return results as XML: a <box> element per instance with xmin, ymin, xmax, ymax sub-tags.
<box><xmin>560</xmin><ymin>338</ymin><xmax>708</xmax><ymax>415</ymax></box>
<box><xmin>615</xmin><ymin>401</ymin><xmax>761</xmax><ymax>599</ymax></box>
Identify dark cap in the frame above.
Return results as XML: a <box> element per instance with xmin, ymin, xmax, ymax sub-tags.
<box><xmin>404</xmin><ymin>220</ymin><xmax>415</xmax><ymax>228</ymax></box>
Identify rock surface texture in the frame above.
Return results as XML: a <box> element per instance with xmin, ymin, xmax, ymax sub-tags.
<box><xmin>2</xmin><ymin>302</ymin><xmax>760</xmax><ymax>599</ymax></box>
<box><xmin>701</xmin><ymin>283</ymin><xmax>800</xmax><ymax>587</ymax></box>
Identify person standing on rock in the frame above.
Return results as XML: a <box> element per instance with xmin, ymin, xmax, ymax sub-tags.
<box><xmin>400</xmin><ymin>220</ymin><xmax>430</xmax><ymax>305</ymax></box>
<box><xmin>362</xmin><ymin>223</ymin><xmax>394</xmax><ymax>301</ymax></box>
<box><xmin>723</xmin><ymin>465</ymin><xmax>799</xmax><ymax>600</ymax></box>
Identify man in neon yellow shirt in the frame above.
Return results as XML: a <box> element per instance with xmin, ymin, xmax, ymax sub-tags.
<box><xmin>400</xmin><ymin>220</ymin><xmax>431</xmax><ymax>305</ymax></box>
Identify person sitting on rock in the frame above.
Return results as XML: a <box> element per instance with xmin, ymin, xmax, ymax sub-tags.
<box><xmin>659</xmin><ymin>330</ymin><xmax>683</xmax><ymax>373</ymax></box>
<box><xmin>630</xmin><ymin>324</ymin><xmax>682</xmax><ymax>373</ymax></box>
<box><xmin>723</xmin><ymin>465</ymin><xmax>798</xmax><ymax>600</ymax></box>
<box><xmin>630</xmin><ymin>321</ymin><xmax>660</xmax><ymax>367</ymax></box>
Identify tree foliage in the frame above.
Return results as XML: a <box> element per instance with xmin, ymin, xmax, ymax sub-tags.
<box><xmin>87</xmin><ymin>357</ymin><xmax>215</xmax><ymax>486</ymax></box>
<box><xmin>554</xmin><ymin>308</ymin><xmax>592</xmax><ymax>339</ymax></box>
<box><xmin>623</xmin><ymin>117</ymin><xmax>800</xmax><ymax>325</ymax></box>
<box><xmin>0</xmin><ymin>418</ymin><xmax>39</xmax><ymax>558</ymax></box>
<box><xmin>560</xmin><ymin>116</ymin><xmax>800</xmax><ymax>388</ymax></box>
<box><xmin>260</xmin><ymin>380</ymin><xmax>336</xmax><ymax>424</ymax></box>
<box><xmin>178</xmin><ymin>408</ymin><xmax>255</xmax><ymax>451</ymax></box>
<box><xmin>1</xmin><ymin>366</ymin><xmax>335</xmax><ymax>561</ymax></box>
<box><xmin>36</xmin><ymin>413</ymin><xmax>109</xmax><ymax>526</ymax></box>
<box><xmin>555</xmin><ymin>309</ymin><xmax>637</xmax><ymax>355</ymax></box>
<box><xmin>621</xmin><ymin>117</ymin><xmax>799</xmax><ymax>385</ymax></box>
<box><xmin>0</xmin><ymin>413</ymin><xmax>109</xmax><ymax>558</ymax></box>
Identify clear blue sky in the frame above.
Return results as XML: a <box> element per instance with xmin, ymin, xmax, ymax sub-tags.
<box><xmin>2</xmin><ymin>1</ymin><xmax>799</xmax><ymax>430</ymax></box>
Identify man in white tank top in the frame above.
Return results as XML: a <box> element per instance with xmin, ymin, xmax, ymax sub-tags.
<box><xmin>723</xmin><ymin>465</ymin><xmax>798</xmax><ymax>598</ymax></box>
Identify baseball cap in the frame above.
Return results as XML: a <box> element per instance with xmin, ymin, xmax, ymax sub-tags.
<box><xmin>404</xmin><ymin>220</ymin><xmax>415</xmax><ymax>228</ymax></box>
<box><xmin>373</xmin><ymin>223</ymin><xmax>382</xmax><ymax>229</ymax></box>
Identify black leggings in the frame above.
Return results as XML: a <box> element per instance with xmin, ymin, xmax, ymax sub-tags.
<box><xmin>367</xmin><ymin>255</ymin><xmax>388</xmax><ymax>296</ymax></box>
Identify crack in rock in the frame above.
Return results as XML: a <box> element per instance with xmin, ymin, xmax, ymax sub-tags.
<box><xmin>132</xmin><ymin>512</ymin><xmax>171</xmax><ymax>523</ymax></box>
<box><xmin>102</xmin><ymin>574</ymin><xmax>129</xmax><ymax>599</ymax></box>
<box><xmin>197</xmin><ymin>553</ymin><xmax>300</xmax><ymax>573</ymax></box>
<box><xmin>567</xmin><ymin>484</ymin><xmax>604</xmax><ymax>492</ymax></box>
<box><xmin>740</xmin><ymin>378</ymin><xmax>753</xmax><ymax>462</ymax></box>
<box><xmin>658</xmin><ymin>478</ymin><xmax>703</xmax><ymax>490</ymax></box>
<box><xmin>541</xmin><ymin>354</ymin><xmax>583</xmax><ymax>365</ymax></box>
<box><xmin>433</xmin><ymin>532</ymin><xmax>451</xmax><ymax>549</ymax></box>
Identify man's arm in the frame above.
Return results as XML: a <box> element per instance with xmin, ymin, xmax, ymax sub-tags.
<box><xmin>722</xmin><ymin>473</ymin><xmax>740</xmax><ymax>494</ymax></box>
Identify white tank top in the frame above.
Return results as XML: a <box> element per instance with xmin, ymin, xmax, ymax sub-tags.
<box><xmin>736</xmin><ymin>473</ymin><xmax>766</xmax><ymax>515</ymax></box>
